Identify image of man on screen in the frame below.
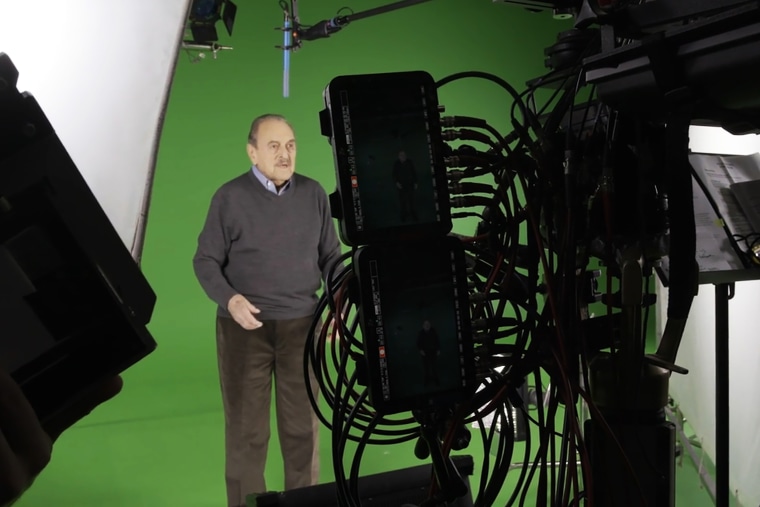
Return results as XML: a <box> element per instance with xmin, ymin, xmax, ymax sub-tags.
<box><xmin>392</xmin><ymin>149</ymin><xmax>418</xmax><ymax>222</ymax></box>
<box><xmin>417</xmin><ymin>319</ymin><xmax>440</xmax><ymax>386</ymax></box>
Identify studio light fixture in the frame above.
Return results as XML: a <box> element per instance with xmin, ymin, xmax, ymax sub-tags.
<box><xmin>187</xmin><ymin>0</ymin><xmax>237</xmax><ymax>43</ymax></box>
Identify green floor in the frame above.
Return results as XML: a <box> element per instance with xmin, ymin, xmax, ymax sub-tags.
<box><xmin>14</xmin><ymin>360</ymin><xmax>727</xmax><ymax>507</ymax></box>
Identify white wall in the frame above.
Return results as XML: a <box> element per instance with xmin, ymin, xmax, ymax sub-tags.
<box><xmin>654</xmin><ymin>125</ymin><xmax>760</xmax><ymax>507</ymax></box>
<box><xmin>0</xmin><ymin>0</ymin><xmax>190</xmax><ymax>258</ymax></box>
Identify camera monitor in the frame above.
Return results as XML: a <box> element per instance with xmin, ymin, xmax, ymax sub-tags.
<box><xmin>321</xmin><ymin>70</ymin><xmax>452</xmax><ymax>247</ymax></box>
<box><xmin>0</xmin><ymin>53</ymin><xmax>157</xmax><ymax>424</ymax></box>
<box><xmin>353</xmin><ymin>235</ymin><xmax>475</xmax><ymax>415</ymax></box>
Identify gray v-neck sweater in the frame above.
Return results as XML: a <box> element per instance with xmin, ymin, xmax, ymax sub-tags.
<box><xmin>193</xmin><ymin>170</ymin><xmax>342</xmax><ymax>320</ymax></box>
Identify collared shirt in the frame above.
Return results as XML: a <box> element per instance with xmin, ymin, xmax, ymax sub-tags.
<box><xmin>251</xmin><ymin>165</ymin><xmax>291</xmax><ymax>195</ymax></box>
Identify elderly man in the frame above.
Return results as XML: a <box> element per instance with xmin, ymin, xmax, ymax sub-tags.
<box><xmin>193</xmin><ymin>114</ymin><xmax>342</xmax><ymax>507</ymax></box>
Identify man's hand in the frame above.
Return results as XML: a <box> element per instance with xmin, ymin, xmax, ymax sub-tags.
<box><xmin>227</xmin><ymin>294</ymin><xmax>262</xmax><ymax>330</ymax></box>
<box><xmin>0</xmin><ymin>370</ymin><xmax>122</xmax><ymax>506</ymax></box>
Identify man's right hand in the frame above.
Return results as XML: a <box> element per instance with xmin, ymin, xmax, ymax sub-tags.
<box><xmin>227</xmin><ymin>294</ymin><xmax>262</xmax><ymax>330</ymax></box>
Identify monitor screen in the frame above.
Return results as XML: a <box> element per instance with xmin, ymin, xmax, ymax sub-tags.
<box><xmin>322</xmin><ymin>71</ymin><xmax>451</xmax><ymax>247</ymax></box>
<box><xmin>353</xmin><ymin>236</ymin><xmax>475</xmax><ymax>414</ymax></box>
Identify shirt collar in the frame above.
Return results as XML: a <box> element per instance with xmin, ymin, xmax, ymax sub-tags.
<box><xmin>251</xmin><ymin>165</ymin><xmax>291</xmax><ymax>195</ymax></box>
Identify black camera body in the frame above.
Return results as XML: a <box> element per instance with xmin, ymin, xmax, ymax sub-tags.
<box><xmin>0</xmin><ymin>53</ymin><xmax>157</xmax><ymax>424</ymax></box>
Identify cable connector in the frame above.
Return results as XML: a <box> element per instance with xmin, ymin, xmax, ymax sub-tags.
<box><xmin>450</xmin><ymin>196</ymin><xmax>468</xmax><ymax>208</ymax></box>
<box><xmin>441</xmin><ymin>116</ymin><xmax>457</xmax><ymax>128</ymax></box>
<box><xmin>449</xmin><ymin>182</ymin><xmax>494</xmax><ymax>196</ymax></box>
<box><xmin>443</xmin><ymin>156</ymin><xmax>461</xmax><ymax>167</ymax></box>
<box><xmin>472</xmin><ymin>332</ymin><xmax>491</xmax><ymax>344</ymax></box>
<box><xmin>450</xmin><ymin>196</ymin><xmax>492</xmax><ymax>208</ymax></box>
<box><xmin>442</xmin><ymin>129</ymin><xmax>460</xmax><ymax>141</ymax></box>
<box><xmin>447</xmin><ymin>169</ymin><xmax>465</xmax><ymax>181</ymax></box>
<box><xmin>752</xmin><ymin>243</ymin><xmax>760</xmax><ymax>265</ymax></box>
<box><xmin>470</xmin><ymin>318</ymin><xmax>489</xmax><ymax>330</ymax></box>
<box><xmin>441</xmin><ymin>115</ymin><xmax>488</xmax><ymax>128</ymax></box>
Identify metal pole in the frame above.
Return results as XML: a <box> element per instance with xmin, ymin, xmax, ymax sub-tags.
<box><xmin>714</xmin><ymin>282</ymin><xmax>732</xmax><ymax>507</ymax></box>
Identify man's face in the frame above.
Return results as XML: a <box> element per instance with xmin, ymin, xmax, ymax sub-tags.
<box><xmin>247</xmin><ymin>118</ymin><xmax>296</xmax><ymax>187</ymax></box>
<box><xmin>398</xmin><ymin>151</ymin><xmax>407</xmax><ymax>162</ymax></box>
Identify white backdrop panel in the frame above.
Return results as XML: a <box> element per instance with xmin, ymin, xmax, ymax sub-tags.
<box><xmin>654</xmin><ymin>125</ymin><xmax>760</xmax><ymax>506</ymax></box>
<box><xmin>0</xmin><ymin>0</ymin><xmax>190</xmax><ymax>257</ymax></box>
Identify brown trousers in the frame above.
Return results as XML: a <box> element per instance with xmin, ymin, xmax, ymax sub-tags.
<box><xmin>216</xmin><ymin>315</ymin><xmax>320</xmax><ymax>507</ymax></box>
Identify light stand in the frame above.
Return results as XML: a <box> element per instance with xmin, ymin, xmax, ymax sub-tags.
<box><xmin>579</xmin><ymin>2</ymin><xmax>760</xmax><ymax>505</ymax></box>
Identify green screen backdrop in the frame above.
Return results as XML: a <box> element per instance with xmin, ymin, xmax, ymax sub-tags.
<box><xmin>15</xmin><ymin>3</ymin><xmax>577</xmax><ymax>506</ymax></box>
